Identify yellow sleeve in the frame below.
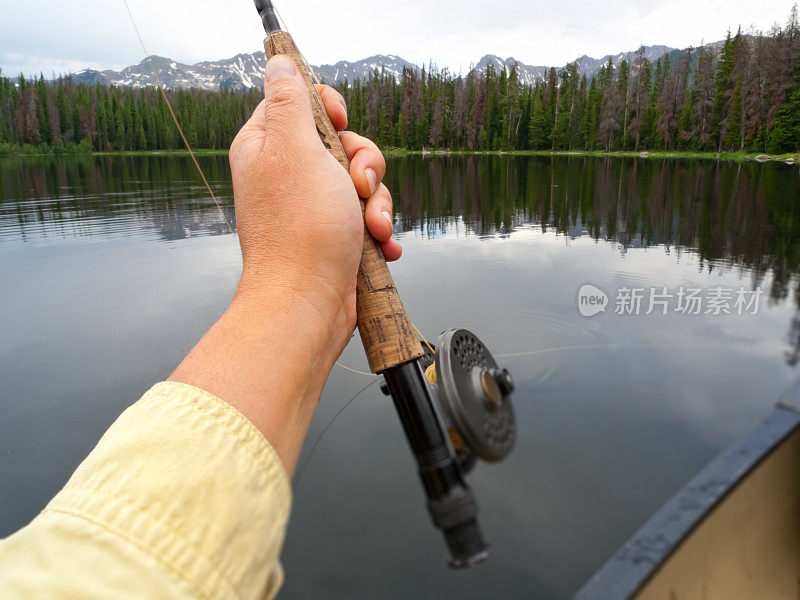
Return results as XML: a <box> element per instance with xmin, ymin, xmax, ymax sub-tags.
<box><xmin>0</xmin><ymin>381</ymin><xmax>292</xmax><ymax>600</ymax></box>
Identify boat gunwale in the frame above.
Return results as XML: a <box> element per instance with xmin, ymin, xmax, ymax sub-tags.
<box><xmin>574</xmin><ymin>381</ymin><xmax>800</xmax><ymax>600</ymax></box>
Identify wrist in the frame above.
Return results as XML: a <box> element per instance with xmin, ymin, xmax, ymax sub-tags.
<box><xmin>230</xmin><ymin>275</ymin><xmax>353</xmax><ymax>373</ymax></box>
<box><xmin>169</xmin><ymin>282</ymin><xmax>350</xmax><ymax>474</ymax></box>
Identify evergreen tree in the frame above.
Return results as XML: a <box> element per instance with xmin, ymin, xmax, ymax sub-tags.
<box><xmin>714</xmin><ymin>30</ymin><xmax>738</xmax><ymax>148</ymax></box>
<box><xmin>528</xmin><ymin>87</ymin><xmax>547</xmax><ymax>148</ymax></box>
<box><xmin>770</xmin><ymin>46</ymin><xmax>800</xmax><ymax>152</ymax></box>
<box><xmin>2</xmin><ymin>6</ymin><xmax>799</xmax><ymax>156</ymax></box>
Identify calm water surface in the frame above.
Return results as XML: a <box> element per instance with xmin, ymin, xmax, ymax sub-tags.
<box><xmin>1</xmin><ymin>155</ymin><xmax>799</xmax><ymax>598</ymax></box>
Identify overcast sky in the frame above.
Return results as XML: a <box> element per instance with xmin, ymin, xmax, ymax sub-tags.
<box><xmin>1</xmin><ymin>0</ymin><xmax>798</xmax><ymax>78</ymax></box>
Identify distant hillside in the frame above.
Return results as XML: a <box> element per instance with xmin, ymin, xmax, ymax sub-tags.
<box><xmin>71</xmin><ymin>53</ymin><xmax>419</xmax><ymax>90</ymax></box>
<box><xmin>6</xmin><ymin>19</ymin><xmax>799</xmax><ymax>156</ymax></box>
<box><xmin>69</xmin><ymin>44</ymin><xmax>682</xmax><ymax>90</ymax></box>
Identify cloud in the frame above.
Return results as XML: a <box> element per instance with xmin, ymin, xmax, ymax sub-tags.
<box><xmin>1</xmin><ymin>0</ymin><xmax>798</xmax><ymax>78</ymax></box>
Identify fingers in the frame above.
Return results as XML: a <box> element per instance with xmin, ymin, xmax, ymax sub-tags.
<box><xmin>339</xmin><ymin>131</ymin><xmax>386</xmax><ymax>199</ymax></box>
<box><xmin>364</xmin><ymin>183</ymin><xmax>402</xmax><ymax>262</ymax></box>
<box><xmin>316</xmin><ymin>84</ymin><xmax>348</xmax><ymax>132</ymax></box>
<box><xmin>262</xmin><ymin>55</ymin><xmax>319</xmax><ymax>153</ymax></box>
<box><xmin>380</xmin><ymin>238</ymin><xmax>403</xmax><ymax>262</ymax></box>
<box><xmin>364</xmin><ymin>184</ymin><xmax>394</xmax><ymax>242</ymax></box>
<box><xmin>338</xmin><ymin>132</ymin><xmax>400</xmax><ymax>261</ymax></box>
<box><xmin>254</xmin><ymin>68</ymin><xmax>399</xmax><ymax>262</ymax></box>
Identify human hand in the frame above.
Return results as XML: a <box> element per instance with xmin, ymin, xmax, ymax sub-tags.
<box><xmin>171</xmin><ymin>55</ymin><xmax>402</xmax><ymax>470</ymax></box>
<box><xmin>229</xmin><ymin>55</ymin><xmax>401</xmax><ymax>359</ymax></box>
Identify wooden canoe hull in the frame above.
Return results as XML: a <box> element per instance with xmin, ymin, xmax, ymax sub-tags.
<box><xmin>576</xmin><ymin>381</ymin><xmax>800</xmax><ymax>599</ymax></box>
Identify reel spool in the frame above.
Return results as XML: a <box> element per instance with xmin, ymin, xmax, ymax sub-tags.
<box><xmin>421</xmin><ymin>329</ymin><xmax>516</xmax><ymax>469</ymax></box>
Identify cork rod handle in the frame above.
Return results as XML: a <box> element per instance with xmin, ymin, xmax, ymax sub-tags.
<box><xmin>264</xmin><ymin>31</ymin><xmax>423</xmax><ymax>374</ymax></box>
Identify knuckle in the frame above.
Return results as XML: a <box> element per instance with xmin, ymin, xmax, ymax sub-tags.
<box><xmin>318</xmin><ymin>84</ymin><xmax>345</xmax><ymax>107</ymax></box>
<box><xmin>334</xmin><ymin>89</ymin><xmax>347</xmax><ymax>109</ymax></box>
<box><xmin>265</xmin><ymin>79</ymin><xmax>308</xmax><ymax>109</ymax></box>
<box><xmin>229</xmin><ymin>133</ymin><xmax>248</xmax><ymax>169</ymax></box>
<box><xmin>379</xmin><ymin>185</ymin><xmax>393</xmax><ymax>207</ymax></box>
<box><xmin>358</xmin><ymin>139</ymin><xmax>383</xmax><ymax>162</ymax></box>
<box><xmin>363</xmin><ymin>138</ymin><xmax>384</xmax><ymax>164</ymax></box>
<box><xmin>264</xmin><ymin>97</ymin><xmax>304</xmax><ymax>125</ymax></box>
<box><xmin>229</xmin><ymin>135</ymin><xmax>241</xmax><ymax>160</ymax></box>
<box><xmin>358</xmin><ymin>135</ymin><xmax>379</xmax><ymax>152</ymax></box>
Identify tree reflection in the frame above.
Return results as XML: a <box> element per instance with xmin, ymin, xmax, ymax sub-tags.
<box><xmin>385</xmin><ymin>155</ymin><xmax>800</xmax><ymax>365</ymax></box>
<box><xmin>0</xmin><ymin>155</ymin><xmax>235</xmax><ymax>244</ymax></box>
<box><xmin>2</xmin><ymin>154</ymin><xmax>799</xmax><ymax>363</ymax></box>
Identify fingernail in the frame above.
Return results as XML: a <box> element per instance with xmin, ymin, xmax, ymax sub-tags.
<box><xmin>365</xmin><ymin>168</ymin><xmax>377</xmax><ymax>195</ymax></box>
<box><xmin>266</xmin><ymin>55</ymin><xmax>297</xmax><ymax>82</ymax></box>
<box><xmin>382</xmin><ymin>210</ymin><xmax>393</xmax><ymax>226</ymax></box>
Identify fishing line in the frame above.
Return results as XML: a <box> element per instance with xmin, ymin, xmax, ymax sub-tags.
<box><xmin>121</xmin><ymin>1</ymin><xmax>440</xmax><ymax>385</ymax></box>
<box><xmin>335</xmin><ymin>362</ymin><xmax>375</xmax><ymax>376</ymax></box>
<box><xmin>495</xmin><ymin>342</ymin><xmax>672</xmax><ymax>359</ymax></box>
<box><xmin>120</xmin><ymin>0</ymin><xmax>234</xmax><ymax>234</ymax></box>
<box><xmin>121</xmin><ymin>0</ymin><xmax>376</xmax><ymax>376</ymax></box>
<box><xmin>301</xmin><ymin>341</ymin><xmax>675</xmax><ymax>481</ymax></box>
<box><xmin>295</xmin><ymin>377</ymin><xmax>380</xmax><ymax>482</ymax></box>
<box><xmin>268</xmin><ymin>1</ymin><xmax>322</xmax><ymax>86</ymax></box>
<box><xmin>336</xmin><ymin>327</ymin><xmax>434</xmax><ymax>377</ymax></box>
<box><xmin>112</xmin><ymin>8</ymin><xmax>688</xmax><ymax>469</ymax></box>
<box><xmin>411</xmin><ymin>322</ymin><xmax>435</xmax><ymax>355</ymax></box>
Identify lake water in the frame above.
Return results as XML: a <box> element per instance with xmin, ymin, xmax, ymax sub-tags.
<box><xmin>1</xmin><ymin>155</ymin><xmax>799</xmax><ymax>598</ymax></box>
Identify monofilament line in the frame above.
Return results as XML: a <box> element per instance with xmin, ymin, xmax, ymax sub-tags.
<box><xmin>120</xmin><ymin>0</ymin><xmax>234</xmax><ymax>234</ymax></box>
<box><xmin>294</xmin><ymin>378</ymin><xmax>380</xmax><ymax>482</ymax></box>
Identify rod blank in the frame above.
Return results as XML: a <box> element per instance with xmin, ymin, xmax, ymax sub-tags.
<box><xmin>253</xmin><ymin>0</ymin><xmax>281</xmax><ymax>33</ymax></box>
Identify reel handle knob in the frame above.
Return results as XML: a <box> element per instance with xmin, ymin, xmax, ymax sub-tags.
<box><xmin>492</xmin><ymin>368</ymin><xmax>515</xmax><ymax>396</ymax></box>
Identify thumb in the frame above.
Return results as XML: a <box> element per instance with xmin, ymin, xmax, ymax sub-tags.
<box><xmin>263</xmin><ymin>55</ymin><xmax>319</xmax><ymax>152</ymax></box>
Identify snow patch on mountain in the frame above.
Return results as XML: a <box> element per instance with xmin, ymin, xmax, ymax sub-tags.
<box><xmin>69</xmin><ymin>44</ymin><xmax>682</xmax><ymax>90</ymax></box>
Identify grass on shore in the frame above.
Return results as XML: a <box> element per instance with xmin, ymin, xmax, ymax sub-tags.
<box><xmin>381</xmin><ymin>149</ymin><xmax>800</xmax><ymax>163</ymax></box>
<box><xmin>91</xmin><ymin>149</ymin><xmax>230</xmax><ymax>157</ymax></box>
<box><xmin>3</xmin><ymin>147</ymin><xmax>798</xmax><ymax>164</ymax></box>
<box><xmin>94</xmin><ymin>148</ymin><xmax>800</xmax><ymax>164</ymax></box>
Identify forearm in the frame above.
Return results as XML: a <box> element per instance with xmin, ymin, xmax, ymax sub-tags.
<box><xmin>0</xmin><ymin>54</ymin><xmax>395</xmax><ymax>600</ymax></box>
<box><xmin>168</xmin><ymin>283</ymin><xmax>350</xmax><ymax>474</ymax></box>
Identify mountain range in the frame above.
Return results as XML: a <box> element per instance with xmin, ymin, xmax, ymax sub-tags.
<box><xmin>70</xmin><ymin>44</ymin><xmax>684</xmax><ymax>91</ymax></box>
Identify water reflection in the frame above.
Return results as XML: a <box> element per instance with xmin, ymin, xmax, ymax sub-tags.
<box><xmin>385</xmin><ymin>156</ymin><xmax>800</xmax><ymax>293</ymax></box>
<box><xmin>3</xmin><ymin>154</ymin><xmax>798</xmax><ymax>360</ymax></box>
<box><xmin>4</xmin><ymin>156</ymin><xmax>799</xmax><ymax>284</ymax></box>
<box><xmin>1</xmin><ymin>155</ymin><xmax>799</xmax><ymax>598</ymax></box>
<box><xmin>0</xmin><ymin>155</ymin><xmax>235</xmax><ymax>243</ymax></box>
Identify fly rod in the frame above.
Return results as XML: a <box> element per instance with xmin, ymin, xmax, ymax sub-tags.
<box><xmin>252</xmin><ymin>0</ymin><xmax>516</xmax><ymax>568</ymax></box>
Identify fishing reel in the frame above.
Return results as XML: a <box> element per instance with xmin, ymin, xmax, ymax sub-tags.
<box><xmin>421</xmin><ymin>329</ymin><xmax>516</xmax><ymax>470</ymax></box>
<box><xmin>381</xmin><ymin>329</ymin><xmax>516</xmax><ymax>567</ymax></box>
<box><xmin>253</xmin><ymin>0</ymin><xmax>516</xmax><ymax>573</ymax></box>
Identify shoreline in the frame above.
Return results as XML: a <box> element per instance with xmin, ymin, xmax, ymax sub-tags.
<box><xmin>2</xmin><ymin>148</ymin><xmax>798</xmax><ymax>164</ymax></box>
<box><xmin>382</xmin><ymin>149</ymin><xmax>799</xmax><ymax>164</ymax></box>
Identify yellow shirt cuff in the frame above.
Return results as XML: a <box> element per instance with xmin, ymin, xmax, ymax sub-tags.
<box><xmin>40</xmin><ymin>381</ymin><xmax>292</xmax><ymax>599</ymax></box>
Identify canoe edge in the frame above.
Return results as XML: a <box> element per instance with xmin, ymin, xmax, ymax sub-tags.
<box><xmin>574</xmin><ymin>390</ymin><xmax>800</xmax><ymax>600</ymax></box>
